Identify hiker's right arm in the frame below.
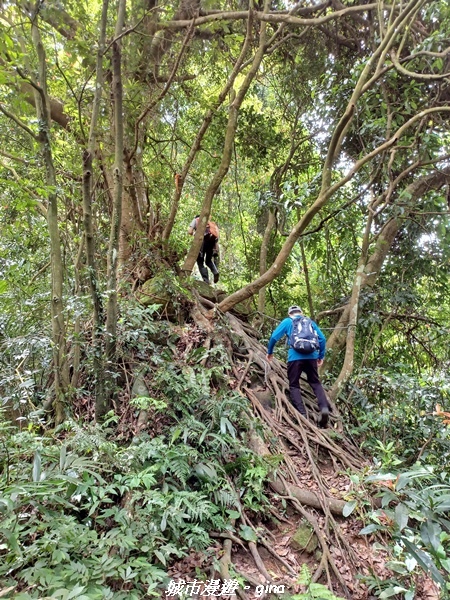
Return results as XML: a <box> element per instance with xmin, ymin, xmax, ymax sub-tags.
<box><xmin>267</xmin><ymin>319</ymin><xmax>289</xmax><ymax>357</ymax></box>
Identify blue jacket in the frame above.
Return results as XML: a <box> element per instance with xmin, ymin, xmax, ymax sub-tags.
<box><xmin>267</xmin><ymin>316</ymin><xmax>326</xmax><ymax>362</ymax></box>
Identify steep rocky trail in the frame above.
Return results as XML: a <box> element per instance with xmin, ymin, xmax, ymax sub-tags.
<box><xmin>159</xmin><ymin>306</ymin><xmax>394</xmax><ymax>599</ymax></box>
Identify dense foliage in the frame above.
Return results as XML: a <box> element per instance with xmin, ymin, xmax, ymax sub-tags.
<box><xmin>1</xmin><ymin>306</ymin><xmax>275</xmax><ymax>598</ymax></box>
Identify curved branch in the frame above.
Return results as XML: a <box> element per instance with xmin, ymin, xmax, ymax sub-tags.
<box><xmin>390</xmin><ymin>48</ymin><xmax>450</xmax><ymax>81</ymax></box>
<box><xmin>325</xmin><ymin>165</ymin><xmax>450</xmax><ymax>364</ymax></box>
<box><xmin>0</xmin><ymin>103</ymin><xmax>38</xmax><ymax>140</ymax></box>
<box><xmin>181</xmin><ymin>3</ymin><xmax>272</xmax><ymax>273</ymax></box>
<box><xmin>161</xmin><ymin>11</ymin><xmax>254</xmax><ymax>242</ymax></box>
<box><xmin>159</xmin><ymin>4</ymin><xmax>377</xmax><ymax>30</ymax></box>
<box><xmin>130</xmin><ymin>21</ymin><xmax>194</xmax><ymax>161</ymax></box>
<box><xmin>218</xmin><ymin>105</ymin><xmax>450</xmax><ymax>314</ymax></box>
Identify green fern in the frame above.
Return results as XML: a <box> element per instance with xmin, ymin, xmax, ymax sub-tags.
<box><xmin>292</xmin><ymin>565</ymin><xmax>346</xmax><ymax>600</ymax></box>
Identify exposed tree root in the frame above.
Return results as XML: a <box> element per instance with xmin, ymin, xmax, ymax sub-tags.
<box><xmin>219</xmin><ymin>537</ymin><xmax>248</xmax><ymax>600</ymax></box>
<box><xmin>257</xmin><ymin>536</ymin><xmax>297</xmax><ymax>577</ymax></box>
<box><xmin>225</xmin><ymin>310</ymin><xmax>368</xmax><ymax>596</ymax></box>
<box><xmin>184</xmin><ymin>301</ymin><xmax>372</xmax><ymax>597</ymax></box>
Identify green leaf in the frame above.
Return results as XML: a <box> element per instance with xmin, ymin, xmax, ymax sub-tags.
<box><xmin>171</xmin><ymin>428</ymin><xmax>182</xmax><ymax>444</ymax></box>
<box><xmin>396</xmin><ymin>467</ymin><xmax>432</xmax><ymax>491</ymax></box>
<box><xmin>194</xmin><ymin>462</ymin><xmax>218</xmax><ymax>482</ymax></box>
<box><xmin>0</xmin><ymin>528</ymin><xmax>21</xmax><ymax>555</ymax></box>
<box><xmin>67</xmin><ymin>585</ymin><xmax>88</xmax><ymax>599</ymax></box>
<box><xmin>441</xmin><ymin>558</ymin><xmax>450</xmax><ymax>573</ymax></box>
<box><xmin>239</xmin><ymin>525</ymin><xmax>257</xmax><ymax>542</ymax></box>
<box><xmin>402</xmin><ymin>539</ymin><xmax>446</xmax><ymax>587</ymax></box>
<box><xmin>394</xmin><ymin>502</ymin><xmax>409</xmax><ymax>532</ymax></box>
<box><xmin>404</xmin><ymin>556</ymin><xmax>417</xmax><ymax>572</ymax></box>
<box><xmin>342</xmin><ymin>500</ymin><xmax>357</xmax><ymax>517</ymax></box>
<box><xmin>160</xmin><ymin>513</ymin><xmax>167</xmax><ymax>532</ymax></box>
<box><xmin>359</xmin><ymin>523</ymin><xmax>383</xmax><ymax>535</ymax></box>
<box><xmin>420</xmin><ymin>521</ymin><xmax>441</xmax><ymax>552</ymax></box>
<box><xmin>32</xmin><ymin>450</ymin><xmax>42</xmax><ymax>482</ymax></box>
<box><xmin>154</xmin><ymin>549</ymin><xmax>166</xmax><ymax>565</ymax></box>
<box><xmin>60</xmin><ymin>445</ymin><xmax>67</xmax><ymax>471</ymax></box>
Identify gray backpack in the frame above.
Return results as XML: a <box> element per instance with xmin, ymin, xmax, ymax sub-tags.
<box><xmin>289</xmin><ymin>317</ymin><xmax>319</xmax><ymax>354</ymax></box>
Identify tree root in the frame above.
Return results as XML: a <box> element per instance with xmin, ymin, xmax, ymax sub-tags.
<box><xmin>248</xmin><ymin>540</ymin><xmax>272</xmax><ymax>583</ymax></box>
<box><xmin>247</xmin><ymin>428</ymin><xmax>346</xmax><ymax>516</ymax></box>
<box><xmin>257</xmin><ymin>536</ymin><xmax>297</xmax><ymax>577</ymax></box>
<box><xmin>174</xmin><ymin>302</ymin><xmax>375</xmax><ymax>597</ymax></box>
<box><xmin>215</xmin><ymin>310</ymin><xmax>372</xmax><ymax>598</ymax></box>
<box><xmin>219</xmin><ymin>538</ymin><xmax>247</xmax><ymax>600</ymax></box>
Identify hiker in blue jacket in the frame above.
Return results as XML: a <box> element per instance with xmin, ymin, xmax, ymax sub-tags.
<box><xmin>266</xmin><ymin>305</ymin><xmax>330</xmax><ymax>428</ymax></box>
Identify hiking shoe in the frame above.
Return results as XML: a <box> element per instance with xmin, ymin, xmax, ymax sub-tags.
<box><xmin>319</xmin><ymin>406</ymin><xmax>329</xmax><ymax>428</ymax></box>
<box><xmin>213</xmin><ymin>272</ymin><xmax>219</xmax><ymax>283</ymax></box>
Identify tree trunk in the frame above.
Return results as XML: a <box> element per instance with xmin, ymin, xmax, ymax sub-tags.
<box><xmin>218</xmin><ymin>2</ymin><xmax>447</xmax><ymax>314</ymax></box>
<box><xmin>82</xmin><ymin>0</ymin><xmax>109</xmax><ymax>416</ymax></box>
<box><xmin>300</xmin><ymin>239</ymin><xmax>315</xmax><ymax>319</ymax></box>
<box><xmin>103</xmin><ymin>0</ymin><xmax>126</xmax><ymax>419</ymax></box>
<box><xmin>324</xmin><ymin>167</ymin><xmax>450</xmax><ymax>371</ymax></box>
<box><xmin>31</xmin><ymin>16</ymin><xmax>69</xmax><ymax>424</ymax></box>
<box><xmin>181</xmin><ymin>2</ymin><xmax>271</xmax><ymax>274</ymax></box>
<box><xmin>327</xmin><ymin>207</ymin><xmax>373</xmax><ymax>402</ymax></box>
<box><xmin>257</xmin><ymin>209</ymin><xmax>276</xmax><ymax>314</ymax></box>
<box><xmin>161</xmin><ymin>14</ymin><xmax>254</xmax><ymax>242</ymax></box>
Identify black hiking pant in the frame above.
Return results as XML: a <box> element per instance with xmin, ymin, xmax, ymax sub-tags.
<box><xmin>287</xmin><ymin>359</ymin><xmax>329</xmax><ymax>416</ymax></box>
<box><xmin>197</xmin><ymin>238</ymin><xmax>218</xmax><ymax>283</ymax></box>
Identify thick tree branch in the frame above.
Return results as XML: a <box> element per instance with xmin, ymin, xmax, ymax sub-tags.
<box><xmin>181</xmin><ymin>0</ymin><xmax>273</xmax><ymax>274</ymax></box>
<box><xmin>324</xmin><ymin>166</ymin><xmax>450</xmax><ymax>367</ymax></box>
<box><xmin>218</xmin><ymin>105</ymin><xmax>450</xmax><ymax>313</ymax></box>
<box><xmin>159</xmin><ymin>4</ymin><xmax>376</xmax><ymax>30</ymax></box>
<box><xmin>391</xmin><ymin>48</ymin><xmax>450</xmax><ymax>81</ymax></box>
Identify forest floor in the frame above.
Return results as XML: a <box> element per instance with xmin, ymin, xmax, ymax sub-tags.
<box><xmin>110</xmin><ymin>301</ymin><xmax>440</xmax><ymax>600</ymax></box>
<box><xmin>166</xmin><ymin>442</ymin><xmax>439</xmax><ymax>599</ymax></box>
<box><xmin>165</xmin><ymin>441</ymin><xmax>392</xmax><ymax>600</ymax></box>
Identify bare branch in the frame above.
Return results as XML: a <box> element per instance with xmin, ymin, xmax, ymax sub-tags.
<box><xmin>159</xmin><ymin>4</ymin><xmax>377</xmax><ymax>30</ymax></box>
<box><xmin>130</xmin><ymin>21</ymin><xmax>194</xmax><ymax>160</ymax></box>
<box><xmin>0</xmin><ymin>103</ymin><xmax>38</xmax><ymax>140</ymax></box>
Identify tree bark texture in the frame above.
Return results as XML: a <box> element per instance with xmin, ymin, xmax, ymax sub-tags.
<box><xmin>31</xmin><ymin>16</ymin><xmax>69</xmax><ymax>424</ymax></box>
<box><xmin>82</xmin><ymin>0</ymin><xmax>109</xmax><ymax>416</ymax></box>
<box><xmin>257</xmin><ymin>209</ymin><xmax>276</xmax><ymax>315</ymax></box>
<box><xmin>103</xmin><ymin>0</ymin><xmax>127</xmax><ymax>419</ymax></box>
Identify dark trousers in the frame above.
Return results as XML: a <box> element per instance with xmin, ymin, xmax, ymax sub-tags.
<box><xmin>197</xmin><ymin>239</ymin><xmax>218</xmax><ymax>283</ymax></box>
<box><xmin>287</xmin><ymin>359</ymin><xmax>329</xmax><ymax>416</ymax></box>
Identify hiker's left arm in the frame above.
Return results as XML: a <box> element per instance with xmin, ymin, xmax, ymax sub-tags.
<box><xmin>313</xmin><ymin>321</ymin><xmax>326</xmax><ymax>360</ymax></box>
